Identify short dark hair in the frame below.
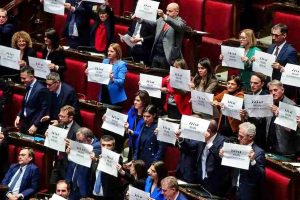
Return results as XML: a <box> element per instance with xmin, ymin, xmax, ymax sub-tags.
<box><xmin>45</xmin><ymin>28</ymin><xmax>60</xmax><ymax>49</ymax></box>
<box><xmin>20</xmin><ymin>66</ymin><xmax>35</xmax><ymax>76</ymax></box>
<box><xmin>56</xmin><ymin>180</ymin><xmax>70</xmax><ymax>192</ymax></box>
<box><xmin>228</xmin><ymin>75</ymin><xmax>243</xmax><ymax>91</ymax></box>
<box><xmin>272</xmin><ymin>23</ymin><xmax>288</xmax><ymax>34</ymax></box>
<box><xmin>60</xmin><ymin>105</ymin><xmax>75</xmax><ymax>117</ymax></box>
<box><xmin>136</xmin><ymin>90</ymin><xmax>151</xmax><ymax>108</ymax></box>
<box><xmin>101</xmin><ymin>135</ymin><xmax>115</xmax><ymax>147</ymax></box>
<box><xmin>152</xmin><ymin>161</ymin><xmax>168</xmax><ymax>187</ymax></box>
<box><xmin>143</xmin><ymin>105</ymin><xmax>157</xmax><ymax>117</ymax></box>
<box><xmin>251</xmin><ymin>72</ymin><xmax>266</xmax><ymax>83</ymax></box>
<box><xmin>132</xmin><ymin>160</ymin><xmax>147</xmax><ymax>180</ymax></box>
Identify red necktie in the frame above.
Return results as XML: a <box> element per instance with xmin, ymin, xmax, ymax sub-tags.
<box><xmin>163</xmin><ymin>23</ymin><xmax>169</xmax><ymax>32</ymax></box>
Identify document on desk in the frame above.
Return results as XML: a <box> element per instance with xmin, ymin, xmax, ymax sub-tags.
<box><xmin>221</xmin><ymin>94</ymin><xmax>243</xmax><ymax>120</ymax></box>
<box><xmin>50</xmin><ymin>193</ymin><xmax>67</xmax><ymax>200</ymax></box>
<box><xmin>44</xmin><ymin>125</ymin><xmax>68</xmax><ymax>152</ymax></box>
<box><xmin>128</xmin><ymin>185</ymin><xmax>150</xmax><ymax>200</ymax></box>
<box><xmin>134</xmin><ymin>0</ymin><xmax>160</xmax><ymax>22</ymax></box>
<box><xmin>102</xmin><ymin>108</ymin><xmax>128</xmax><ymax>136</ymax></box>
<box><xmin>0</xmin><ymin>45</ymin><xmax>20</xmax><ymax>70</ymax></box>
<box><xmin>97</xmin><ymin>148</ymin><xmax>120</xmax><ymax>177</ymax></box>
<box><xmin>281</xmin><ymin>63</ymin><xmax>300</xmax><ymax>88</ymax></box>
<box><xmin>139</xmin><ymin>73</ymin><xmax>162</xmax><ymax>98</ymax></box>
<box><xmin>252</xmin><ymin>50</ymin><xmax>275</xmax><ymax>77</ymax></box>
<box><xmin>157</xmin><ymin>118</ymin><xmax>179</xmax><ymax>145</ymax></box>
<box><xmin>191</xmin><ymin>90</ymin><xmax>214</xmax><ymax>115</ymax></box>
<box><xmin>44</xmin><ymin>0</ymin><xmax>65</xmax><ymax>15</ymax></box>
<box><xmin>87</xmin><ymin>61</ymin><xmax>112</xmax><ymax>85</ymax></box>
<box><xmin>244</xmin><ymin>94</ymin><xmax>273</xmax><ymax>118</ymax></box>
<box><xmin>180</xmin><ymin>115</ymin><xmax>210</xmax><ymax>142</ymax></box>
<box><xmin>221</xmin><ymin>142</ymin><xmax>251</xmax><ymax>170</ymax></box>
<box><xmin>274</xmin><ymin>101</ymin><xmax>300</xmax><ymax>131</ymax></box>
<box><xmin>28</xmin><ymin>57</ymin><xmax>51</xmax><ymax>79</ymax></box>
<box><xmin>221</xmin><ymin>45</ymin><xmax>245</xmax><ymax>69</ymax></box>
<box><xmin>68</xmin><ymin>141</ymin><xmax>93</xmax><ymax>168</ymax></box>
<box><xmin>170</xmin><ymin>66</ymin><xmax>191</xmax><ymax>91</ymax></box>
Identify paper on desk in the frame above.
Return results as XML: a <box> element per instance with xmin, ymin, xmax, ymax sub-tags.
<box><xmin>282</xmin><ymin>162</ymin><xmax>300</xmax><ymax>167</ymax></box>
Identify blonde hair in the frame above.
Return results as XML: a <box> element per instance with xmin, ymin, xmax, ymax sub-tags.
<box><xmin>11</xmin><ymin>31</ymin><xmax>33</xmax><ymax>49</ymax></box>
<box><xmin>240</xmin><ymin>29</ymin><xmax>256</xmax><ymax>47</ymax></box>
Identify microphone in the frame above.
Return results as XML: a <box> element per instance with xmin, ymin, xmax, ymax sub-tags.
<box><xmin>199</xmin><ymin>184</ymin><xmax>213</xmax><ymax>200</ymax></box>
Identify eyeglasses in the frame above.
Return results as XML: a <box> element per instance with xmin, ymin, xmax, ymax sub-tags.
<box><xmin>239</xmin><ymin>37</ymin><xmax>247</xmax><ymax>40</ymax></box>
<box><xmin>46</xmin><ymin>81</ymin><xmax>57</xmax><ymax>87</ymax></box>
<box><xmin>271</xmin><ymin>33</ymin><xmax>283</xmax><ymax>37</ymax></box>
<box><xmin>0</xmin><ymin>16</ymin><xmax>7</xmax><ymax>18</ymax></box>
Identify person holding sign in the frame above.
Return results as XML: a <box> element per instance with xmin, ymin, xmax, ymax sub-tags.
<box><xmin>90</xmin><ymin>135</ymin><xmax>123</xmax><ymax>200</ymax></box>
<box><xmin>213</xmin><ymin>76</ymin><xmax>244</xmax><ymax>138</ymax></box>
<box><xmin>125</xmin><ymin>90</ymin><xmax>151</xmax><ymax>160</ymax></box>
<box><xmin>0</xmin><ymin>8</ymin><xmax>15</xmax><ymax>47</ymax></box>
<box><xmin>220</xmin><ymin>29</ymin><xmax>261</xmax><ymax>91</ymax></box>
<box><xmin>51</xmin><ymin>180</ymin><xmax>70</xmax><ymax>200</ymax></box>
<box><xmin>240</xmin><ymin>72</ymin><xmax>269</xmax><ymax>150</ymax></box>
<box><xmin>161</xmin><ymin>176</ymin><xmax>187</xmax><ymax>200</ymax></box>
<box><xmin>90</xmin><ymin>4</ymin><xmax>115</xmax><ymax>53</ymax></box>
<box><xmin>135</xmin><ymin>2</ymin><xmax>186</xmax><ymax>69</ymax></box>
<box><xmin>177</xmin><ymin>120</ymin><xmax>229</xmax><ymax>196</ymax></box>
<box><xmin>42</xmin><ymin>28</ymin><xmax>66</xmax><ymax>77</ymax></box>
<box><xmin>219</xmin><ymin>122</ymin><xmax>265</xmax><ymax>200</ymax></box>
<box><xmin>65</xmin><ymin>127</ymin><xmax>100</xmax><ymax>200</ymax></box>
<box><xmin>145</xmin><ymin>161</ymin><xmax>168</xmax><ymax>200</ymax></box>
<box><xmin>132</xmin><ymin>105</ymin><xmax>166</xmax><ymax>168</ymax></box>
<box><xmin>85</xmin><ymin>43</ymin><xmax>127</xmax><ymax>105</ymax></box>
<box><xmin>266</xmin><ymin>80</ymin><xmax>297</xmax><ymax>155</ymax></box>
<box><xmin>161</xmin><ymin>58</ymin><xmax>192</xmax><ymax>120</ymax></box>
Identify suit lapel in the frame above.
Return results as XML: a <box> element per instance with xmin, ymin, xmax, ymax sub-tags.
<box><xmin>277</xmin><ymin>43</ymin><xmax>288</xmax><ymax>61</ymax></box>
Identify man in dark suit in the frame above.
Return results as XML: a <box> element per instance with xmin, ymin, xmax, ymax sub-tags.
<box><xmin>1</xmin><ymin>147</ymin><xmax>40</xmax><ymax>200</ymax></box>
<box><xmin>49</xmin><ymin>105</ymin><xmax>81</xmax><ymax>191</ymax></box>
<box><xmin>65</xmin><ymin>127</ymin><xmax>100</xmax><ymax>200</ymax></box>
<box><xmin>63</xmin><ymin>0</ymin><xmax>93</xmax><ymax>48</ymax></box>
<box><xmin>137</xmin><ymin>3</ymin><xmax>186</xmax><ymax>69</ymax></box>
<box><xmin>178</xmin><ymin>120</ymin><xmax>229</xmax><ymax>196</ymax></box>
<box><xmin>91</xmin><ymin>135</ymin><xmax>123</xmax><ymax>200</ymax></box>
<box><xmin>161</xmin><ymin>176</ymin><xmax>188</xmax><ymax>200</ymax></box>
<box><xmin>14</xmin><ymin>66</ymin><xmax>50</xmax><ymax>135</ymax></box>
<box><xmin>0</xmin><ymin>78</ymin><xmax>12</xmax><ymax>125</ymax></box>
<box><xmin>0</xmin><ymin>130</ymin><xmax>8</xmax><ymax>181</ymax></box>
<box><xmin>220</xmin><ymin>122</ymin><xmax>265</xmax><ymax>200</ymax></box>
<box><xmin>0</xmin><ymin>8</ymin><xmax>15</xmax><ymax>47</ymax></box>
<box><xmin>45</xmin><ymin>72</ymin><xmax>80</xmax><ymax>123</ymax></box>
<box><xmin>267</xmin><ymin>23</ymin><xmax>298</xmax><ymax>81</ymax></box>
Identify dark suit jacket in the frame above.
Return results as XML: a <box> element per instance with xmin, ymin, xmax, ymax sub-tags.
<box><xmin>127</xmin><ymin>21</ymin><xmax>154</xmax><ymax>65</ymax></box>
<box><xmin>1</xmin><ymin>163</ymin><xmax>40</xmax><ymax>200</ymax></box>
<box><xmin>267</xmin><ymin>43</ymin><xmax>298</xmax><ymax>80</ymax></box>
<box><xmin>0</xmin><ymin>132</ymin><xmax>8</xmax><ymax>180</ymax></box>
<box><xmin>42</xmin><ymin>46</ymin><xmax>66</xmax><ymax>76</ymax></box>
<box><xmin>19</xmin><ymin>80</ymin><xmax>50</xmax><ymax>134</ymax></box>
<box><xmin>22</xmin><ymin>47</ymin><xmax>37</xmax><ymax>67</ymax></box>
<box><xmin>238</xmin><ymin>143</ymin><xmax>265</xmax><ymax>200</ymax></box>
<box><xmin>0</xmin><ymin>23</ymin><xmax>15</xmax><ymax>47</ymax></box>
<box><xmin>176</xmin><ymin>192</ymin><xmax>188</xmax><ymax>200</ymax></box>
<box><xmin>49</xmin><ymin>82</ymin><xmax>80</xmax><ymax>121</ymax></box>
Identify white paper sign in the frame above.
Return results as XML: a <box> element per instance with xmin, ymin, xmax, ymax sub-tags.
<box><xmin>0</xmin><ymin>45</ymin><xmax>20</xmax><ymax>70</ymax></box>
<box><xmin>252</xmin><ymin>50</ymin><xmax>275</xmax><ymax>77</ymax></box>
<box><xmin>44</xmin><ymin>125</ymin><xmax>68</xmax><ymax>152</ymax></box>
<box><xmin>244</xmin><ymin>94</ymin><xmax>273</xmax><ymax>118</ymax></box>
<box><xmin>28</xmin><ymin>57</ymin><xmax>51</xmax><ymax>79</ymax></box>
<box><xmin>128</xmin><ymin>185</ymin><xmax>150</xmax><ymax>200</ymax></box>
<box><xmin>44</xmin><ymin>0</ymin><xmax>65</xmax><ymax>15</ymax></box>
<box><xmin>281</xmin><ymin>63</ymin><xmax>300</xmax><ymax>88</ymax></box>
<box><xmin>87</xmin><ymin>61</ymin><xmax>112</xmax><ymax>85</ymax></box>
<box><xmin>68</xmin><ymin>141</ymin><xmax>93</xmax><ymax>168</ymax></box>
<box><xmin>102</xmin><ymin>108</ymin><xmax>128</xmax><ymax>136</ymax></box>
<box><xmin>121</xmin><ymin>34</ymin><xmax>135</xmax><ymax>48</ymax></box>
<box><xmin>274</xmin><ymin>102</ymin><xmax>300</xmax><ymax>131</ymax></box>
<box><xmin>221</xmin><ymin>94</ymin><xmax>243</xmax><ymax>120</ymax></box>
<box><xmin>191</xmin><ymin>90</ymin><xmax>214</xmax><ymax>115</ymax></box>
<box><xmin>134</xmin><ymin>0</ymin><xmax>160</xmax><ymax>22</ymax></box>
<box><xmin>139</xmin><ymin>73</ymin><xmax>162</xmax><ymax>98</ymax></box>
<box><xmin>169</xmin><ymin>66</ymin><xmax>191</xmax><ymax>91</ymax></box>
<box><xmin>221</xmin><ymin>142</ymin><xmax>251</xmax><ymax>170</ymax></box>
<box><xmin>180</xmin><ymin>115</ymin><xmax>210</xmax><ymax>142</ymax></box>
<box><xmin>50</xmin><ymin>193</ymin><xmax>67</xmax><ymax>200</ymax></box>
<box><xmin>221</xmin><ymin>45</ymin><xmax>245</xmax><ymax>69</ymax></box>
<box><xmin>83</xmin><ymin>0</ymin><xmax>105</xmax><ymax>3</ymax></box>
<box><xmin>157</xmin><ymin>118</ymin><xmax>179</xmax><ymax>145</ymax></box>
<box><xmin>97</xmin><ymin>148</ymin><xmax>120</xmax><ymax>177</ymax></box>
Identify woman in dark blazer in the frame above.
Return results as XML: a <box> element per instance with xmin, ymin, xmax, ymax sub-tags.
<box><xmin>90</xmin><ymin>4</ymin><xmax>115</xmax><ymax>53</ymax></box>
<box><xmin>42</xmin><ymin>28</ymin><xmax>66</xmax><ymax>77</ymax></box>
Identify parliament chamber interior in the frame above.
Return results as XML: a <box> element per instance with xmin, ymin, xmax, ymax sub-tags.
<box><xmin>1</xmin><ymin>0</ymin><xmax>300</xmax><ymax>199</ymax></box>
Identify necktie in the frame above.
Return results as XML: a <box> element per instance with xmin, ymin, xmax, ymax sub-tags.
<box><xmin>201</xmin><ymin>145</ymin><xmax>209</xmax><ymax>180</ymax></box>
<box><xmin>274</xmin><ymin>46</ymin><xmax>280</xmax><ymax>57</ymax></box>
<box><xmin>94</xmin><ymin>170</ymin><xmax>102</xmax><ymax>194</ymax></box>
<box><xmin>72</xmin><ymin>164</ymin><xmax>78</xmax><ymax>190</ymax></box>
<box><xmin>133</xmin><ymin>23</ymin><xmax>141</xmax><ymax>37</ymax></box>
<box><xmin>9</xmin><ymin>168</ymin><xmax>23</xmax><ymax>191</ymax></box>
<box><xmin>163</xmin><ymin>23</ymin><xmax>169</xmax><ymax>32</ymax></box>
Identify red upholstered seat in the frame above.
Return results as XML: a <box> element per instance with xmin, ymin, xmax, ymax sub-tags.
<box><xmin>53</xmin><ymin>14</ymin><xmax>67</xmax><ymax>37</ymax></box>
<box><xmin>123</xmin><ymin>0</ymin><xmax>134</xmax><ymax>14</ymax></box>
<box><xmin>33</xmin><ymin>150</ymin><xmax>47</xmax><ymax>191</ymax></box>
<box><xmin>114</xmin><ymin>24</ymin><xmax>129</xmax><ymax>58</ymax></box>
<box><xmin>109</xmin><ymin>0</ymin><xmax>122</xmax><ymax>16</ymax></box>
<box><xmin>178</xmin><ymin>0</ymin><xmax>204</xmax><ymax>31</ymax></box>
<box><xmin>36</xmin><ymin>51</ymin><xmax>42</xmax><ymax>59</ymax></box>
<box><xmin>0</xmin><ymin>90</ymin><xmax>2</xmax><ymax>97</ymax></box>
<box><xmin>182</xmin><ymin>38</ymin><xmax>197</xmax><ymax>69</ymax></box>
<box><xmin>63</xmin><ymin>58</ymin><xmax>87</xmax><ymax>95</ymax></box>
<box><xmin>80</xmin><ymin>109</ymin><xmax>101</xmax><ymax>137</ymax></box>
<box><xmin>163</xmin><ymin>146</ymin><xmax>180</xmax><ymax>175</ymax></box>
<box><xmin>264</xmin><ymin>167</ymin><xmax>291</xmax><ymax>200</ymax></box>
<box><xmin>123</xmin><ymin>72</ymin><xmax>140</xmax><ymax>112</ymax></box>
<box><xmin>251</xmin><ymin>0</ymin><xmax>274</xmax><ymax>31</ymax></box>
<box><xmin>3</xmin><ymin>93</ymin><xmax>24</xmax><ymax>127</ymax></box>
<box><xmin>86</xmin><ymin>82</ymin><xmax>101</xmax><ymax>101</ymax></box>
<box><xmin>8</xmin><ymin>144</ymin><xmax>17</xmax><ymax>165</ymax></box>
<box><xmin>273</xmin><ymin>11</ymin><xmax>300</xmax><ymax>52</ymax></box>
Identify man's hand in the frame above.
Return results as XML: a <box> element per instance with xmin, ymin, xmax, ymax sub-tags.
<box><xmin>248</xmin><ymin>149</ymin><xmax>256</xmax><ymax>161</ymax></box>
<box><xmin>0</xmin><ymin>132</ymin><xmax>4</xmax><ymax>143</ymax></box>
<box><xmin>157</xmin><ymin>9</ymin><xmax>166</xmax><ymax>19</ymax></box>
<box><xmin>219</xmin><ymin>148</ymin><xmax>224</xmax><ymax>158</ymax></box>
<box><xmin>40</xmin><ymin>115</ymin><xmax>50</xmax><ymax>123</ymax></box>
<box><xmin>28</xmin><ymin>124</ymin><xmax>37</xmax><ymax>135</ymax></box>
<box><xmin>14</xmin><ymin>116</ymin><xmax>20</xmax><ymax>128</ymax></box>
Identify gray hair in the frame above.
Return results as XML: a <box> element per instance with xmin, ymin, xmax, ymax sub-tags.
<box><xmin>46</xmin><ymin>72</ymin><xmax>61</xmax><ymax>82</ymax></box>
<box><xmin>76</xmin><ymin>127</ymin><xmax>94</xmax><ymax>140</ymax></box>
<box><xmin>239</xmin><ymin>122</ymin><xmax>256</xmax><ymax>137</ymax></box>
<box><xmin>267</xmin><ymin>79</ymin><xmax>283</xmax><ymax>89</ymax></box>
<box><xmin>161</xmin><ymin>176</ymin><xmax>179</xmax><ymax>191</ymax></box>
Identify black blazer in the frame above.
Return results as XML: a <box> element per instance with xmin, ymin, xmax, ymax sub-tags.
<box><xmin>22</xmin><ymin>47</ymin><xmax>37</xmax><ymax>66</ymax></box>
<box><xmin>42</xmin><ymin>46</ymin><xmax>66</xmax><ymax>75</ymax></box>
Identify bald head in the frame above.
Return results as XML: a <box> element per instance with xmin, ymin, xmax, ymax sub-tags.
<box><xmin>166</xmin><ymin>3</ymin><xmax>179</xmax><ymax>18</ymax></box>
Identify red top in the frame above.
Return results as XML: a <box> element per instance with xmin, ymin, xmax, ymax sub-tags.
<box><xmin>94</xmin><ymin>23</ymin><xmax>107</xmax><ymax>52</ymax></box>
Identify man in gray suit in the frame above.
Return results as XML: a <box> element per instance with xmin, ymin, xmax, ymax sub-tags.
<box><xmin>266</xmin><ymin>80</ymin><xmax>297</xmax><ymax>156</ymax></box>
<box><xmin>138</xmin><ymin>3</ymin><xmax>186</xmax><ymax>69</ymax></box>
